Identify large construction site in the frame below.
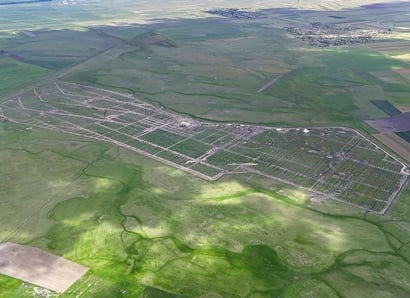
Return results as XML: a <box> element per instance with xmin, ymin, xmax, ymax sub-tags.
<box><xmin>0</xmin><ymin>80</ymin><xmax>407</xmax><ymax>214</ymax></box>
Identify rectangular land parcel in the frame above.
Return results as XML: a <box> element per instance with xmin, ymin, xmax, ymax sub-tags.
<box><xmin>0</xmin><ymin>242</ymin><xmax>88</xmax><ymax>293</ymax></box>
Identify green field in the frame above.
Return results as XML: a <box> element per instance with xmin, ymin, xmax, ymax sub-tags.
<box><xmin>1</xmin><ymin>29</ymin><xmax>121</xmax><ymax>70</ymax></box>
<box><xmin>0</xmin><ymin>57</ymin><xmax>50</xmax><ymax>96</ymax></box>
<box><xmin>62</xmin><ymin>23</ymin><xmax>410</xmax><ymax>127</ymax></box>
<box><xmin>0</xmin><ymin>0</ymin><xmax>410</xmax><ymax>297</ymax></box>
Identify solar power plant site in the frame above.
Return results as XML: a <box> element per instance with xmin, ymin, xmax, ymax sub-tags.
<box><xmin>1</xmin><ymin>80</ymin><xmax>407</xmax><ymax>214</ymax></box>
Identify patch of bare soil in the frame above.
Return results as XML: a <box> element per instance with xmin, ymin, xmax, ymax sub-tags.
<box><xmin>395</xmin><ymin>105</ymin><xmax>410</xmax><ymax>113</ymax></box>
<box><xmin>394</xmin><ymin>68</ymin><xmax>410</xmax><ymax>75</ymax></box>
<box><xmin>0</xmin><ymin>242</ymin><xmax>88</xmax><ymax>293</ymax></box>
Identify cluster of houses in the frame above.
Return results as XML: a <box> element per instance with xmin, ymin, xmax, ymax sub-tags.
<box><xmin>285</xmin><ymin>22</ymin><xmax>391</xmax><ymax>47</ymax></box>
<box><xmin>206</xmin><ymin>8</ymin><xmax>257</xmax><ymax>19</ymax></box>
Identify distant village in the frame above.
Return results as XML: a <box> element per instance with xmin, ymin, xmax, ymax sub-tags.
<box><xmin>285</xmin><ymin>22</ymin><xmax>392</xmax><ymax>47</ymax></box>
<box><xmin>206</xmin><ymin>8</ymin><xmax>258</xmax><ymax>19</ymax></box>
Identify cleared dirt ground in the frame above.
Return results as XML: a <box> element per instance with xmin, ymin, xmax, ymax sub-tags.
<box><xmin>394</xmin><ymin>68</ymin><xmax>410</xmax><ymax>75</ymax></box>
<box><xmin>395</xmin><ymin>105</ymin><xmax>410</xmax><ymax>113</ymax></box>
<box><xmin>0</xmin><ymin>242</ymin><xmax>88</xmax><ymax>293</ymax></box>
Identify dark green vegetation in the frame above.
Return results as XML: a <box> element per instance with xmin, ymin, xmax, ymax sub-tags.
<box><xmin>371</xmin><ymin>100</ymin><xmax>402</xmax><ymax>116</ymax></box>
<box><xmin>0</xmin><ymin>0</ymin><xmax>410</xmax><ymax>297</ymax></box>
<box><xmin>396</xmin><ymin>131</ymin><xmax>410</xmax><ymax>144</ymax></box>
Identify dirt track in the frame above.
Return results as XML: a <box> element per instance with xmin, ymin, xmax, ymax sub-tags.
<box><xmin>257</xmin><ymin>75</ymin><xmax>284</xmax><ymax>92</ymax></box>
<box><xmin>0</xmin><ymin>242</ymin><xmax>88</xmax><ymax>293</ymax></box>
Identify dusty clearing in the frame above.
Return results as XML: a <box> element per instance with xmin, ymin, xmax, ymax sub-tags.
<box><xmin>394</xmin><ymin>68</ymin><xmax>410</xmax><ymax>75</ymax></box>
<box><xmin>374</xmin><ymin>133</ymin><xmax>410</xmax><ymax>162</ymax></box>
<box><xmin>0</xmin><ymin>242</ymin><xmax>88</xmax><ymax>293</ymax></box>
<box><xmin>395</xmin><ymin>105</ymin><xmax>410</xmax><ymax>113</ymax></box>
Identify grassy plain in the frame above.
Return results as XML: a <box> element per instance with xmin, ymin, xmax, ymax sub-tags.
<box><xmin>62</xmin><ymin>15</ymin><xmax>410</xmax><ymax>127</ymax></box>
<box><xmin>0</xmin><ymin>2</ymin><xmax>409</xmax><ymax>126</ymax></box>
<box><xmin>0</xmin><ymin>122</ymin><xmax>409</xmax><ymax>297</ymax></box>
<box><xmin>1</xmin><ymin>29</ymin><xmax>121</xmax><ymax>70</ymax></box>
<box><xmin>0</xmin><ymin>57</ymin><xmax>50</xmax><ymax>96</ymax></box>
<box><xmin>0</xmin><ymin>0</ymin><xmax>410</xmax><ymax>297</ymax></box>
